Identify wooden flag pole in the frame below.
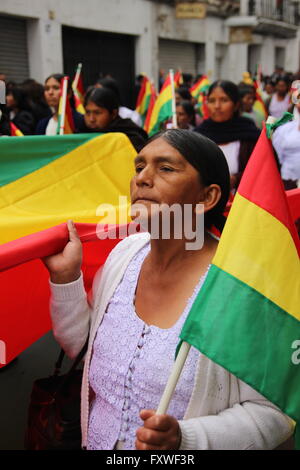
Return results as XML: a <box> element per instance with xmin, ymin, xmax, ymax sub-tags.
<box><xmin>156</xmin><ymin>341</ymin><xmax>191</xmax><ymax>415</ymax></box>
<box><xmin>59</xmin><ymin>76</ymin><xmax>69</xmax><ymax>136</ymax></box>
<box><xmin>169</xmin><ymin>69</ymin><xmax>178</xmax><ymax>129</ymax></box>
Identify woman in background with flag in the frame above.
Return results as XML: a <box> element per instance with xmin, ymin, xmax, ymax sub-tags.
<box><xmin>36</xmin><ymin>74</ymin><xmax>84</xmax><ymax>135</ymax></box>
<box><xmin>80</xmin><ymin>87</ymin><xmax>148</xmax><ymax>151</ymax></box>
<box><xmin>238</xmin><ymin>84</ymin><xmax>264</xmax><ymax>129</ymax></box>
<box><xmin>43</xmin><ymin>129</ymin><xmax>292</xmax><ymax>451</ymax></box>
<box><xmin>195</xmin><ymin>80</ymin><xmax>260</xmax><ymax>190</ymax></box>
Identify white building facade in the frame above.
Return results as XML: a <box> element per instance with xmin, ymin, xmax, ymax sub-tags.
<box><xmin>0</xmin><ymin>0</ymin><xmax>299</xmax><ymax>103</ymax></box>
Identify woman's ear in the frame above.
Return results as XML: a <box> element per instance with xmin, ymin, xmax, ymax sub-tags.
<box><xmin>196</xmin><ymin>184</ymin><xmax>222</xmax><ymax>214</ymax></box>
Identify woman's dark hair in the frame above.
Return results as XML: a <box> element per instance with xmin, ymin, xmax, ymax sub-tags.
<box><xmin>208</xmin><ymin>80</ymin><xmax>240</xmax><ymax>103</ymax></box>
<box><xmin>146</xmin><ymin>129</ymin><xmax>230</xmax><ymax>232</ymax></box>
<box><xmin>238</xmin><ymin>84</ymin><xmax>255</xmax><ymax>100</ymax></box>
<box><xmin>275</xmin><ymin>76</ymin><xmax>290</xmax><ymax>88</ymax></box>
<box><xmin>176</xmin><ymin>86</ymin><xmax>192</xmax><ymax>102</ymax></box>
<box><xmin>176</xmin><ymin>100</ymin><xmax>196</xmax><ymax>126</ymax></box>
<box><xmin>96</xmin><ymin>77</ymin><xmax>121</xmax><ymax>106</ymax></box>
<box><xmin>6</xmin><ymin>86</ymin><xmax>31</xmax><ymax>111</ymax></box>
<box><xmin>45</xmin><ymin>73</ymin><xmax>65</xmax><ymax>86</ymax></box>
<box><xmin>84</xmin><ymin>86</ymin><xmax>119</xmax><ymax>113</ymax></box>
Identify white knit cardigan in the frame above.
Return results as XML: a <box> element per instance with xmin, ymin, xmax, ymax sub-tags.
<box><xmin>50</xmin><ymin>233</ymin><xmax>293</xmax><ymax>450</ymax></box>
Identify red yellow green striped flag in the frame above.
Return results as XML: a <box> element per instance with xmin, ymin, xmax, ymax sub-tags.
<box><xmin>144</xmin><ymin>75</ymin><xmax>173</xmax><ymax>137</ymax></box>
<box><xmin>135</xmin><ymin>75</ymin><xmax>154</xmax><ymax>125</ymax></box>
<box><xmin>72</xmin><ymin>63</ymin><xmax>85</xmax><ymax>114</ymax></box>
<box><xmin>57</xmin><ymin>76</ymin><xmax>75</xmax><ymax>134</ymax></box>
<box><xmin>10</xmin><ymin>122</ymin><xmax>24</xmax><ymax>137</ymax></box>
<box><xmin>0</xmin><ymin>133</ymin><xmax>136</xmax><ymax>366</ymax></box>
<box><xmin>179</xmin><ymin>125</ymin><xmax>300</xmax><ymax>444</ymax></box>
<box><xmin>253</xmin><ymin>80</ymin><xmax>268</xmax><ymax>121</ymax></box>
<box><xmin>190</xmin><ymin>75</ymin><xmax>210</xmax><ymax>100</ymax></box>
<box><xmin>174</xmin><ymin>70</ymin><xmax>183</xmax><ymax>88</ymax></box>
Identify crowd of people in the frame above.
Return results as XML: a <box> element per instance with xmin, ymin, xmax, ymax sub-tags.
<box><xmin>0</xmin><ymin>67</ymin><xmax>299</xmax><ymax>451</ymax></box>
<box><xmin>0</xmin><ymin>67</ymin><xmax>299</xmax><ymax>189</ymax></box>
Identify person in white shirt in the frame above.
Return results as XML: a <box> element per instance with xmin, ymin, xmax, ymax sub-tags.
<box><xmin>268</xmin><ymin>77</ymin><xmax>291</xmax><ymax>119</ymax></box>
<box><xmin>272</xmin><ymin>104</ymin><xmax>300</xmax><ymax>189</ymax></box>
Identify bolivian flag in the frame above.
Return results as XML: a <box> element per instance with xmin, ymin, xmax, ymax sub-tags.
<box><xmin>10</xmin><ymin>122</ymin><xmax>24</xmax><ymax>137</ymax></box>
<box><xmin>145</xmin><ymin>75</ymin><xmax>173</xmax><ymax>137</ymax></box>
<box><xmin>253</xmin><ymin>80</ymin><xmax>268</xmax><ymax>122</ymax></box>
<box><xmin>190</xmin><ymin>75</ymin><xmax>210</xmax><ymax>100</ymax></box>
<box><xmin>135</xmin><ymin>75</ymin><xmax>154</xmax><ymax>125</ymax></box>
<box><xmin>180</xmin><ymin>126</ymin><xmax>300</xmax><ymax>439</ymax></box>
<box><xmin>0</xmin><ymin>133</ymin><xmax>136</xmax><ymax>367</ymax></box>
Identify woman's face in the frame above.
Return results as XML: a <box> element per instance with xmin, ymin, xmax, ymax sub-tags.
<box><xmin>242</xmin><ymin>93</ymin><xmax>255</xmax><ymax>113</ymax></box>
<box><xmin>130</xmin><ymin>137</ymin><xmax>203</xmax><ymax>221</ymax></box>
<box><xmin>5</xmin><ymin>93</ymin><xmax>16</xmax><ymax>109</ymax></box>
<box><xmin>265</xmin><ymin>83</ymin><xmax>274</xmax><ymax>95</ymax></box>
<box><xmin>44</xmin><ymin>77</ymin><xmax>61</xmax><ymax>109</ymax></box>
<box><xmin>207</xmin><ymin>86</ymin><xmax>237</xmax><ymax>122</ymax></box>
<box><xmin>276</xmin><ymin>80</ymin><xmax>288</xmax><ymax>96</ymax></box>
<box><xmin>176</xmin><ymin>105</ymin><xmax>192</xmax><ymax>129</ymax></box>
<box><xmin>175</xmin><ymin>92</ymin><xmax>181</xmax><ymax>106</ymax></box>
<box><xmin>84</xmin><ymin>101</ymin><xmax>115</xmax><ymax>130</ymax></box>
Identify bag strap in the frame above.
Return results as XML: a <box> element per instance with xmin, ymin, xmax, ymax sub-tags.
<box><xmin>52</xmin><ymin>336</ymin><xmax>89</xmax><ymax>397</ymax></box>
<box><xmin>53</xmin><ymin>336</ymin><xmax>89</xmax><ymax>378</ymax></box>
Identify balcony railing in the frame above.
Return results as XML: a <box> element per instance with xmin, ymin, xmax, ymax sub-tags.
<box><xmin>248</xmin><ymin>0</ymin><xmax>299</xmax><ymax>25</ymax></box>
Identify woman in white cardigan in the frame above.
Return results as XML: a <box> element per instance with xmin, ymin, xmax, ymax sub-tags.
<box><xmin>44</xmin><ymin>129</ymin><xmax>293</xmax><ymax>450</ymax></box>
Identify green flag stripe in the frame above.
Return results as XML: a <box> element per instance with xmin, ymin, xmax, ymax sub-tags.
<box><xmin>180</xmin><ymin>264</ymin><xmax>300</xmax><ymax>421</ymax></box>
<box><xmin>0</xmin><ymin>133</ymin><xmax>100</xmax><ymax>187</ymax></box>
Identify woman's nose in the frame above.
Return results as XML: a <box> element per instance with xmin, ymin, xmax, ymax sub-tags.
<box><xmin>135</xmin><ymin>166</ymin><xmax>154</xmax><ymax>187</ymax></box>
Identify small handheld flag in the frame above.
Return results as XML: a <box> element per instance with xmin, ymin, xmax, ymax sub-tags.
<box><xmin>10</xmin><ymin>122</ymin><xmax>24</xmax><ymax>137</ymax></box>
<box><xmin>57</xmin><ymin>76</ymin><xmax>75</xmax><ymax>135</ymax></box>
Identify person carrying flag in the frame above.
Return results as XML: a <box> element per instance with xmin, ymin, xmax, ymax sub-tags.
<box><xmin>43</xmin><ymin>129</ymin><xmax>292</xmax><ymax>451</ymax></box>
<box><xmin>36</xmin><ymin>74</ymin><xmax>84</xmax><ymax>135</ymax></box>
<box><xmin>79</xmin><ymin>87</ymin><xmax>148</xmax><ymax>152</ymax></box>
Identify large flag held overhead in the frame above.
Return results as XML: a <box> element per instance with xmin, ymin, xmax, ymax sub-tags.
<box><xmin>179</xmin><ymin>125</ymin><xmax>300</xmax><ymax>444</ymax></box>
<box><xmin>0</xmin><ymin>133</ymin><xmax>136</xmax><ymax>367</ymax></box>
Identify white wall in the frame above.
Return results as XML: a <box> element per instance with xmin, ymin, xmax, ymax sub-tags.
<box><xmin>0</xmin><ymin>0</ymin><xmax>299</xmax><ymax>85</ymax></box>
<box><xmin>0</xmin><ymin>0</ymin><xmax>150</xmax><ymax>82</ymax></box>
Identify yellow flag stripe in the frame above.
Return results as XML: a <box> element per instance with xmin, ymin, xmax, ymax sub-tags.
<box><xmin>0</xmin><ymin>133</ymin><xmax>136</xmax><ymax>244</ymax></box>
<box><xmin>213</xmin><ymin>193</ymin><xmax>300</xmax><ymax>320</ymax></box>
